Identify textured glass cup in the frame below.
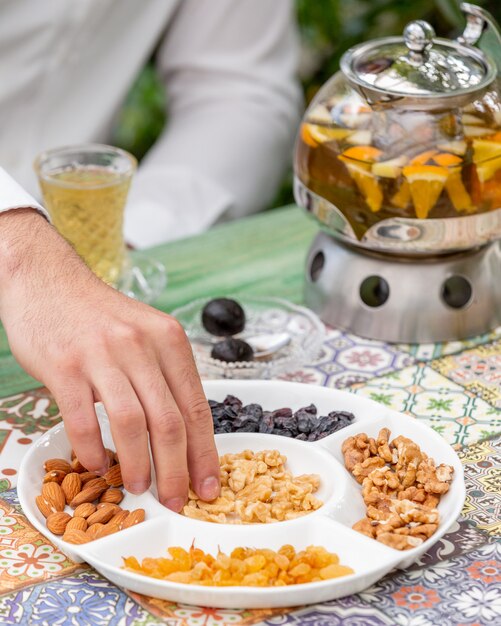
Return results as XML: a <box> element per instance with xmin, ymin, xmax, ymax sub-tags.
<box><xmin>34</xmin><ymin>144</ymin><xmax>137</xmax><ymax>286</ymax></box>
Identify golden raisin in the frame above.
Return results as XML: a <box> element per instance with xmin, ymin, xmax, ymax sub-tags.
<box><xmin>123</xmin><ymin>544</ymin><xmax>352</xmax><ymax>586</ymax></box>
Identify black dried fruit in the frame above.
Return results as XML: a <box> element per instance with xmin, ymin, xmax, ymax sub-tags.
<box><xmin>202</xmin><ymin>298</ymin><xmax>245</xmax><ymax>336</ymax></box>
<box><xmin>207</xmin><ymin>396</ymin><xmax>355</xmax><ymax>440</ymax></box>
<box><xmin>241</xmin><ymin>404</ymin><xmax>263</xmax><ymax>420</ymax></box>
<box><xmin>271</xmin><ymin>408</ymin><xmax>293</xmax><ymax>419</ymax></box>
<box><xmin>258</xmin><ymin>412</ymin><xmax>274</xmax><ymax>434</ymax></box>
<box><xmin>211</xmin><ymin>338</ymin><xmax>254</xmax><ymax>363</ymax></box>
<box><xmin>234</xmin><ymin>413</ymin><xmax>260</xmax><ymax>429</ymax></box>
<box><xmin>223</xmin><ymin>395</ymin><xmax>243</xmax><ymax>412</ymax></box>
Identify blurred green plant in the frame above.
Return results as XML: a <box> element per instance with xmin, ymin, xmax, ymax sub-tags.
<box><xmin>112</xmin><ymin>0</ymin><xmax>501</xmax><ymax>207</ymax></box>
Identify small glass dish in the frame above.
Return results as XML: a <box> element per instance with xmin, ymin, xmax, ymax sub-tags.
<box><xmin>117</xmin><ymin>253</ymin><xmax>167</xmax><ymax>304</ymax></box>
<box><xmin>172</xmin><ymin>296</ymin><xmax>325</xmax><ymax>379</ymax></box>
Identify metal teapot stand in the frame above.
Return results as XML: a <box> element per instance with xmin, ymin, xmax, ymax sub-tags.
<box><xmin>305</xmin><ymin>232</ymin><xmax>501</xmax><ymax>343</ymax></box>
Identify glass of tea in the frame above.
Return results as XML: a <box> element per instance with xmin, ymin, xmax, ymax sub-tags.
<box><xmin>34</xmin><ymin>144</ymin><xmax>136</xmax><ymax>286</ymax></box>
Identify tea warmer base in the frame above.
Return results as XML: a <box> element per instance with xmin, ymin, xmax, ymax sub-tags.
<box><xmin>305</xmin><ymin>232</ymin><xmax>501</xmax><ymax>343</ymax></box>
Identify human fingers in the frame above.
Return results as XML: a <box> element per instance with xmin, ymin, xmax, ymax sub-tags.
<box><xmin>51</xmin><ymin>379</ymin><xmax>108</xmax><ymax>475</ymax></box>
<box><xmin>158</xmin><ymin>319</ymin><xmax>220</xmax><ymax>501</ymax></box>
<box><xmin>91</xmin><ymin>367</ymin><xmax>151</xmax><ymax>495</ymax></box>
<box><xmin>127</xmin><ymin>360</ymin><xmax>190</xmax><ymax>511</ymax></box>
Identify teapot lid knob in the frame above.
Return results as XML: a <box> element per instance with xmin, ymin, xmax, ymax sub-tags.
<box><xmin>404</xmin><ymin>21</ymin><xmax>435</xmax><ymax>56</ymax></box>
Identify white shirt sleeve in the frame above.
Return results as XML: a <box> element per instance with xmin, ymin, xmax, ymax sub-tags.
<box><xmin>124</xmin><ymin>0</ymin><xmax>302</xmax><ymax>248</ymax></box>
<box><xmin>0</xmin><ymin>167</ymin><xmax>50</xmax><ymax>220</ymax></box>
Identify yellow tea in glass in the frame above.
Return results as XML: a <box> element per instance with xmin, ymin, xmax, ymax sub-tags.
<box><xmin>34</xmin><ymin>145</ymin><xmax>137</xmax><ymax>285</ymax></box>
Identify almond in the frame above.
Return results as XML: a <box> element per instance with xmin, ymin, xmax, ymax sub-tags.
<box><xmin>44</xmin><ymin>458</ymin><xmax>71</xmax><ymax>474</ymax></box>
<box><xmin>43</xmin><ymin>470</ymin><xmax>66</xmax><ymax>484</ymax></box>
<box><xmin>104</xmin><ymin>464</ymin><xmax>123</xmax><ymax>488</ymax></box>
<box><xmin>46</xmin><ymin>511</ymin><xmax>71</xmax><ymax>535</ymax></box>
<box><xmin>71</xmin><ymin>449</ymin><xmax>77</xmax><ymax>460</ymax></box>
<box><xmin>63</xmin><ymin>529</ymin><xmax>90</xmax><ymax>544</ymax></box>
<box><xmin>70</xmin><ymin>483</ymin><xmax>107</xmax><ymax>508</ymax></box>
<box><xmin>95</xmin><ymin>521</ymin><xmax>120</xmax><ymax>539</ymax></box>
<box><xmin>41</xmin><ymin>482</ymin><xmax>65</xmax><ymax>512</ymax></box>
<box><xmin>85</xmin><ymin>477</ymin><xmax>107</xmax><ymax>491</ymax></box>
<box><xmin>87</xmin><ymin>503</ymin><xmax>117</xmax><ymax>525</ymax></box>
<box><xmin>66</xmin><ymin>517</ymin><xmax>88</xmax><ymax>532</ymax></box>
<box><xmin>80</xmin><ymin>471</ymin><xmax>99</xmax><ymax>484</ymax></box>
<box><xmin>122</xmin><ymin>508</ymin><xmax>145</xmax><ymax>529</ymax></box>
<box><xmin>109</xmin><ymin>509</ymin><xmax>129</xmax><ymax>528</ymax></box>
<box><xmin>61</xmin><ymin>473</ymin><xmax>82</xmax><ymax>505</ymax></box>
<box><xmin>86</xmin><ymin>523</ymin><xmax>104</xmax><ymax>540</ymax></box>
<box><xmin>36</xmin><ymin>495</ymin><xmax>55</xmax><ymax>518</ymax></box>
<box><xmin>105</xmin><ymin>448</ymin><xmax>116</xmax><ymax>467</ymax></box>
<box><xmin>71</xmin><ymin>458</ymin><xmax>86</xmax><ymax>473</ymax></box>
<box><xmin>97</xmin><ymin>502</ymin><xmax>120</xmax><ymax>513</ymax></box>
<box><xmin>99</xmin><ymin>488</ymin><xmax>124</xmax><ymax>505</ymax></box>
<box><xmin>73</xmin><ymin>503</ymin><xmax>96</xmax><ymax>518</ymax></box>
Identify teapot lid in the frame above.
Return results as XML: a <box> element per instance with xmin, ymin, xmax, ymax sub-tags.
<box><xmin>340</xmin><ymin>3</ymin><xmax>498</xmax><ymax>104</ymax></box>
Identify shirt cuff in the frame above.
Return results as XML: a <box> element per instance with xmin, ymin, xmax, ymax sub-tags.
<box><xmin>124</xmin><ymin>166</ymin><xmax>234</xmax><ymax>248</ymax></box>
<box><xmin>0</xmin><ymin>167</ymin><xmax>50</xmax><ymax>222</ymax></box>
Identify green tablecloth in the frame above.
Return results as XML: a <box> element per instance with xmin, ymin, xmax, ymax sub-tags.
<box><xmin>0</xmin><ymin>206</ymin><xmax>317</xmax><ymax>396</ymax></box>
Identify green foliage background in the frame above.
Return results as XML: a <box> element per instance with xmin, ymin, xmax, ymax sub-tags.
<box><xmin>112</xmin><ymin>0</ymin><xmax>501</xmax><ymax>209</ymax></box>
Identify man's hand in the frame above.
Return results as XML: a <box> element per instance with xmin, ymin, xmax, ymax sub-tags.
<box><xmin>0</xmin><ymin>209</ymin><xmax>220</xmax><ymax>511</ymax></box>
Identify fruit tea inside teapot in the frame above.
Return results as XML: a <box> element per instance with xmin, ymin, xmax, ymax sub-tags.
<box><xmin>295</xmin><ymin>3</ymin><xmax>501</xmax><ymax>343</ymax></box>
<box><xmin>294</xmin><ymin>2</ymin><xmax>501</xmax><ymax>254</ymax></box>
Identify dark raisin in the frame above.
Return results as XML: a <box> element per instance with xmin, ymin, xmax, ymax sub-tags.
<box><xmin>294</xmin><ymin>404</ymin><xmax>317</xmax><ymax>417</ymax></box>
<box><xmin>234</xmin><ymin>414</ymin><xmax>260</xmax><ymax>429</ymax></box>
<box><xmin>273</xmin><ymin>417</ymin><xmax>298</xmax><ymax>436</ymax></box>
<box><xmin>258</xmin><ymin>412</ymin><xmax>274</xmax><ymax>434</ymax></box>
<box><xmin>235</xmin><ymin>423</ymin><xmax>259</xmax><ymax>433</ymax></box>
<box><xmin>271</xmin><ymin>408</ymin><xmax>293</xmax><ymax>419</ymax></box>
<box><xmin>202</xmin><ymin>298</ymin><xmax>245</xmax><ymax>336</ymax></box>
<box><xmin>296</xmin><ymin>433</ymin><xmax>308</xmax><ymax>441</ymax></box>
<box><xmin>223</xmin><ymin>395</ymin><xmax>243</xmax><ymax>411</ymax></box>
<box><xmin>211</xmin><ymin>338</ymin><xmax>254</xmax><ymax>363</ymax></box>
<box><xmin>215</xmin><ymin>422</ymin><xmax>233</xmax><ymax>434</ymax></box>
<box><xmin>296</xmin><ymin>412</ymin><xmax>317</xmax><ymax>434</ymax></box>
<box><xmin>241</xmin><ymin>404</ymin><xmax>263</xmax><ymax>420</ymax></box>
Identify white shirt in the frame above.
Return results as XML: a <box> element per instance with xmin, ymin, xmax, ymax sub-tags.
<box><xmin>0</xmin><ymin>0</ymin><xmax>301</xmax><ymax>247</ymax></box>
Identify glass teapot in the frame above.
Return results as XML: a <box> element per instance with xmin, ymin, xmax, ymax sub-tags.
<box><xmin>294</xmin><ymin>3</ymin><xmax>501</xmax><ymax>254</ymax></box>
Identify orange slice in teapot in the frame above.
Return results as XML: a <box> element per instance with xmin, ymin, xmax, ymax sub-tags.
<box><xmin>486</xmin><ymin>131</ymin><xmax>501</xmax><ymax>142</ymax></box>
<box><xmin>432</xmin><ymin>153</ymin><xmax>462</xmax><ymax>167</ymax></box>
<box><xmin>410</xmin><ymin>150</ymin><xmax>438</xmax><ymax>165</ymax></box>
<box><xmin>339</xmin><ymin>145</ymin><xmax>383</xmax><ymax>165</ymax></box>
<box><xmin>431</xmin><ymin>153</ymin><xmax>473</xmax><ymax>211</ymax></box>
<box><xmin>403</xmin><ymin>165</ymin><xmax>449</xmax><ymax>219</ymax></box>
<box><xmin>345</xmin><ymin>164</ymin><xmax>383</xmax><ymax>213</ymax></box>
<box><xmin>301</xmin><ymin>123</ymin><xmax>351</xmax><ymax>147</ymax></box>
<box><xmin>391</xmin><ymin>180</ymin><xmax>411</xmax><ymax>209</ymax></box>
<box><xmin>472</xmin><ymin>139</ymin><xmax>501</xmax><ymax>183</ymax></box>
<box><xmin>372</xmin><ymin>156</ymin><xmax>408</xmax><ymax>178</ymax></box>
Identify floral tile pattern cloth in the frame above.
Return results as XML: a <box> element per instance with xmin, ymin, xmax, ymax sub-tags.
<box><xmin>351</xmin><ymin>364</ymin><xmax>500</xmax><ymax>447</ymax></box>
<box><xmin>0</xmin><ymin>569</ymin><xmax>161</xmax><ymax>625</ymax></box>
<box><xmin>430</xmin><ymin>340</ymin><xmax>501</xmax><ymax>409</ymax></box>
<box><xmin>0</xmin><ymin>499</ymin><xmax>81</xmax><ymax>595</ymax></box>
<box><xmin>279</xmin><ymin>327</ymin><xmax>415</xmax><ymax>388</ymax></box>
<box><xmin>459</xmin><ymin>436</ymin><xmax>501</xmax><ymax>536</ymax></box>
<box><xmin>0</xmin><ymin>331</ymin><xmax>499</xmax><ymax>625</ymax></box>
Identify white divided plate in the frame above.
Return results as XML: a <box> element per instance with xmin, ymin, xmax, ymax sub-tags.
<box><xmin>18</xmin><ymin>380</ymin><xmax>465</xmax><ymax>609</ymax></box>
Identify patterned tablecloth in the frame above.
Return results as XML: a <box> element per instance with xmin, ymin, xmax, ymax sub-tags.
<box><xmin>0</xmin><ymin>208</ymin><xmax>499</xmax><ymax>625</ymax></box>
